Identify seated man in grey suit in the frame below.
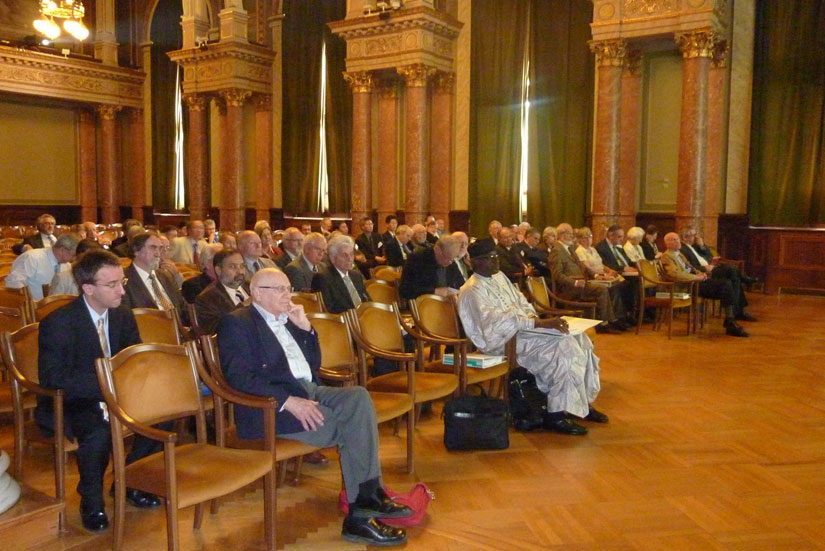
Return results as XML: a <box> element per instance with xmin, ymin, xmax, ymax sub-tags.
<box><xmin>311</xmin><ymin>235</ymin><xmax>369</xmax><ymax>314</ymax></box>
<box><xmin>122</xmin><ymin>232</ymin><xmax>187</xmax><ymax>323</ymax></box>
<box><xmin>284</xmin><ymin>232</ymin><xmax>327</xmax><ymax>293</ymax></box>
<box><xmin>218</xmin><ymin>269</ymin><xmax>410</xmax><ymax>546</ymax></box>
<box><xmin>274</xmin><ymin>227</ymin><xmax>304</xmax><ymax>269</ymax></box>
<box><xmin>238</xmin><ymin>230</ymin><xmax>276</xmax><ymax>282</ymax></box>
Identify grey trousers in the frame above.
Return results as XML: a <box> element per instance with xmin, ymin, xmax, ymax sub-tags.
<box><xmin>280</xmin><ymin>382</ymin><xmax>381</xmax><ymax>503</ymax></box>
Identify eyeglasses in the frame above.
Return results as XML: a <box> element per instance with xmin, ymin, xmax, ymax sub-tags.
<box><xmin>95</xmin><ymin>278</ymin><xmax>128</xmax><ymax>289</ymax></box>
<box><xmin>475</xmin><ymin>253</ymin><xmax>499</xmax><ymax>260</ymax></box>
<box><xmin>256</xmin><ymin>285</ymin><xmax>291</xmax><ymax>294</ymax></box>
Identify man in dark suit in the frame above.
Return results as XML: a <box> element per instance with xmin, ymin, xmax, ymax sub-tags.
<box><xmin>448</xmin><ymin>232</ymin><xmax>472</xmax><ymax>289</ymax></box>
<box><xmin>193</xmin><ymin>248</ymin><xmax>249</xmax><ymax>335</ymax></box>
<box><xmin>384</xmin><ymin>224</ymin><xmax>413</xmax><ymax>268</ymax></box>
<box><xmin>354</xmin><ymin>217</ymin><xmax>386</xmax><ymax>269</ymax></box>
<box><xmin>181</xmin><ymin>243</ymin><xmax>221</xmax><ymax>303</ymax></box>
<box><xmin>274</xmin><ymin>227</ymin><xmax>304</xmax><ymax>269</ymax></box>
<box><xmin>595</xmin><ymin>225</ymin><xmax>638</xmax><ymax>275</ymax></box>
<box><xmin>217</xmin><ymin>269</ymin><xmax>410</xmax><ymax>546</ymax></box>
<box><xmin>496</xmin><ymin>227</ymin><xmax>531</xmax><ymax>282</ymax></box>
<box><xmin>520</xmin><ymin>228</ymin><xmax>550</xmax><ymax>278</ymax></box>
<box><xmin>13</xmin><ymin>212</ymin><xmax>58</xmax><ymax>254</ymax></box>
<box><xmin>425</xmin><ymin>220</ymin><xmax>439</xmax><ymax>245</ymax></box>
<box><xmin>37</xmin><ymin>250</ymin><xmax>161</xmax><ymax>532</ymax></box>
<box><xmin>284</xmin><ymin>233</ymin><xmax>327</xmax><ymax>293</ymax></box>
<box><xmin>381</xmin><ymin>214</ymin><xmax>398</xmax><ymax>245</ymax></box>
<box><xmin>311</xmin><ymin>235</ymin><xmax>369</xmax><ymax>314</ymax></box>
<box><xmin>399</xmin><ymin>235</ymin><xmax>462</xmax><ymax>300</ymax></box>
<box><xmin>122</xmin><ymin>232</ymin><xmax>187</xmax><ymax>323</ymax></box>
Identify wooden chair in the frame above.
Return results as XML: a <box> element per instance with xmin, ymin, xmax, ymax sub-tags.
<box><xmin>198</xmin><ymin>335</ymin><xmax>319</xmax><ymax>488</ymax></box>
<box><xmin>365</xmin><ymin>279</ymin><xmax>399</xmax><ymax>305</ymax></box>
<box><xmin>1</xmin><ymin>323</ymin><xmax>78</xmax><ymax>531</ymax></box>
<box><xmin>0</xmin><ymin>287</ymin><xmax>34</xmax><ymax>325</ymax></box>
<box><xmin>636</xmin><ymin>259</ymin><xmax>695</xmax><ymax>339</ymax></box>
<box><xmin>345</xmin><ymin>302</ymin><xmax>459</xmax><ymax>473</ymax></box>
<box><xmin>409</xmin><ymin>294</ymin><xmax>514</xmax><ymax>396</ymax></box>
<box><xmin>95</xmin><ymin>342</ymin><xmax>278</xmax><ymax>551</ymax></box>
<box><xmin>371</xmin><ymin>266</ymin><xmax>402</xmax><ymax>283</ymax></box>
<box><xmin>545</xmin><ymin>277</ymin><xmax>598</xmax><ymax>319</ymax></box>
<box><xmin>290</xmin><ymin>291</ymin><xmax>325</xmax><ymax>314</ymax></box>
<box><xmin>132</xmin><ymin>307</ymin><xmax>183</xmax><ymax>345</ymax></box>
<box><xmin>0</xmin><ymin>306</ymin><xmax>36</xmax><ymax>437</ymax></box>
<box><xmin>34</xmin><ymin>294</ymin><xmax>76</xmax><ymax>321</ymax></box>
<box><xmin>184</xmin><ymin>302</ymin><xmax>201</xmax><ymax>337</ymax></box>
<box><xmin>523</xmin><ymin>276</ymin><xmax>581</xmax><ymax>317</ymax></box>
<box><xmin>118</xmin><ymin>257</ymin><xmax>132</xmax><ymax>268</ymax></box>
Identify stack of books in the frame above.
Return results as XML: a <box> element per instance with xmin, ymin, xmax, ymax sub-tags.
<box><xmin>442</xmin><ymin>353</ymin><xmax>505</xmax><ymax>369</ymax></box>
<box><xmin>655</xmin><ymin>291</ymin><xmax>691</xmax><ymax>300</ymax></box>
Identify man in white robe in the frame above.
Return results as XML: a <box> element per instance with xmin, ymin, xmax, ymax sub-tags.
<box><xmin>457</xmin><ymin>238</ymin><xmax>607</xmax><ymax>435</ymax></box>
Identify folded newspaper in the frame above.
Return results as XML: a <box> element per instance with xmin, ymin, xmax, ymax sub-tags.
<box><xmin>655</xmin><ymin>291</ymin><xmax>691</xmax><ymax>300</ymax></box>
<box><xmin>522</xmin><ymin>316</ymin><xmax>602</xmax><ymax>336</ymax></box>
<box><xmin>442</xmin><ymin>353</ymin><xmax>505</xmax><ymax>368</ymax></box>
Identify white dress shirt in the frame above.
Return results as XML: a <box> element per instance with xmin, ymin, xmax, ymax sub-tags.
<box><xmin>133</xmin><ymin>264</ymin><xmax>173</xmax><ymax>308</ymax></box>
<box><xmin>6</xmin><ymin>248</ymin><xmax>68</xmax><ymax>300</ymax></box>
<box><xmin>252</xmin><ymin>303</ymin><xmax>312</xmax><ymax>382</ymax></box>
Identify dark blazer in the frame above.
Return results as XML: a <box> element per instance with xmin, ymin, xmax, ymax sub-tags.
<box><xmin>680</xmin><ymin>243</ymin><xmax>713</xmax><ymax>272</ymax></box>
<box><xmin>426</xmin><ymin>232</ymin><xmax>438</xmax><ymax>245</ymax></box>
<box><xmin>399</xmin><ymin>247</ymin><xmax>443</xmax><ymax>300</ymax></box>
<box><xmin>182</xmin><ymin>272</ymin><xmax>213</xmax><ymax>303</ymax></box>
<box><xmin>37</xmin><ymin>297</ymin><xmax>141</xmax><ymax>421</ymax></box>
<box><xmin>194</xmin><ymin>282</ymin><xmax>243</xmax><ymax>335</ymax></box>
<box><xmin>640</xmin><ymin>239</ymin><xmax>658</xmax><ymax>260</ymax></box>
<box><xmin>355</xmin><ymin>232</ymin><xmax>384</xmax><ymax>265</ymax></box>
<box><xmin>447</xmin><ymin>259</ymin><xmax>470</xmax><ymax>290</ymax></box>
<box><xmin>595</xmin><ymin>239</ymin><xmax>633</xmax><ymax>272</ymax></box>
<box><xmin>122</xmin><ymin>263</ymin><xmax>187</xmax><ymax>322</ymax></box>
<box><xmin>217</xmin><ymin>305</ymin><xmax>321</xmax><ymax>436</ymax></box>
<box><xmin>496</xmin><ymin>244</ymin><xmax>526</xmax><ymax>282</ymax></box>
<box><xmin>13</xmin><ymin>233</ymin><xmax>51</xmax><ymax>255</ymax></box>
<box><xmin>311</xmin><ymin>265</ymin><xmax>369</xmax><ymax>314</ymax></box>
<box><xmin>522</xmin><ymin>245</ymin><xmax>550</xmax><ymax>278</ymax></box>
<box><xmin>381</xmin><ymin>231</ymin><xmax>395</xmax><ymax>246</ymax></box>
<box><xmin>283</xmin><ymin>255</ymin><xmax>315</xmax><ymax>292</ymax></box>
<box><xmin>384</xmin><ymin>238</ymin><xmax>410</xmax><ymax>268</ymax></box>
<box><xmin>274</xmin><ymin>251</ymin><xmax>297</xmax><ymax>270</ymax></box>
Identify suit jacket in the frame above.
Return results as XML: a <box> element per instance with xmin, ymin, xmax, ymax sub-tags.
<box><xmin>496</xmin><ymin>244</ymin><xmax>526</xmax><ymax>282</ymax></box>
<box><xmin>595</xmin><ymin>239</ymin><xmax>633</xmax><ymax>272</ymax></box>
<box><xmin>381</xmin><ymin>230</ymin><xmax>395</xmax><ymax>246</ymax></box>
<box><xmin>522</xmin><ymin>245</ymin><xmax>550</xmax><ymax>278</ymax></box>
<box><xmin>447</xmin><ymin>259</ymin><xmax>470</xmax><ymax>290</ymax></box>
<box><xmin>37</xmin><ymin>296</ymin><xmax>141</xmax><ymax>420</ymax></box>
<box><xmin>194</xmin><ymin>281</ymin><xmax>243</xmax><ymax>335</ymax></box>
<box><xmin>660</xmin><ymin>250</ymin><xmax>700</xmax><ymax>282</ymax></box>
<box><xmin>13</xmin><ymin>233</ymin><xmax>50</xmax><ymax>255</ymax></box>
<box><xmin>122</xmin><ymin>263</ymin><xmax>187</xmax><ymax>322</ymax></box>
<box><xmin>549</xmin><ymin>242</ymin><xmax>587</xmax><ymax>292</ymax></box>
<box><xmin>399</xmin><ymin>247</ymin><xmax>444</xmax><ymax>300</ymax></box>
<box><xmin>274</xmin><ymin>251</ymin><xmax>297</xmax><ymax>270</ymax></box>
<box><xmin>182</xmin><ymin>272</ymin><xmax>213</xmax><ymax>304</ymax></box>
<box><xmin>640</xmin><ymin>239</ymin><xmax>658</xmax><ymax>260</ymax></box>
<box><xmin>680</xmin><ymin>243</ymin><xmax>713</xmax><ymax>272</ymax></box>
<box><xmin>355</xmin><ymin>232</ymin><xmax>384</xmax><ymax>264</ymax></box>
<box><xmin>243</xmin><ymin>256</ymin><xmax>277</xmax><ymax>282</ymax></box>
<box><xmin>311</xmin><ymin>265</ymin><xmax>369</xmax><ymax>314</ymax></box>
<box><xmin>169</xmin><ymin>236</ymin><xmax>206</xmax><ymax>265</ymax></box>
<box><xmin>426</xmin><ymin>232</ymin><xmax>438</xmax><ymax>245</ymax></box>
<box><xmin>217</xmin><ymin>305</ymin><xmax>321</xmax><ymax>436</ymax></box>
<box><xmin>283</xmin><ymin>255</ymin><xmax>315</xmax><ymax>292</ymax></box>
<box><xmin>384</xmin><ymin>238</ymin><xmax>410</xmax><ymax>268</ymax></box>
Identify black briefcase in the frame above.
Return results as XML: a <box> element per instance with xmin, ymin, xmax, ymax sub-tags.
<box><xmin>442</xmin><ymin>394</ymin><xmax>510</xmax><ymax>451</ymax></box>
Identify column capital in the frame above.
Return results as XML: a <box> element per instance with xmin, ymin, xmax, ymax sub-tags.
<box><xmin>78</xmin><ymin>109</ymin><xmax>95</xmax><ymax>123</ymax></box>
<box><xmin>375</xmin><ymin>77</ymin><xmax>398</xmax><ymax>100</ymax></box>
<box><xmin>343</xmin><ymin>71</ymin><xmax>373</xmax><ymax>93</ymax></box>
<box><xmin>589</xmin><ymin>39</ymin><xmax>627</xmax><ymax>67</ymax></box>
<box><xmin>432</xmin><ymin>71</ymin><xmax>456</xmax><ymax>95</ymax></box>
<box><xmin>96</xmin><ymin>104</ymin><xmax>122</xmax><ymax>120</ymax></box>
<box><xmin>675</xmin><ymin>30</ymin><xmax>719</xmax><ymax>59</ymax></box>
<box><xmin>253</xmin><ymin>94</ymin><xmax>272</xmax><ymax>112</ymax></box>
<box><xmin>710</xmin><ymin>38</ymin><xmax>729</xmax><ymax>68</ymax></box>
<box><xmin>623</xmin><ymin>47</ymin><xmax>643</xmax><ymax>75</ymax></box>
<box><xmin>183</xmin><ymin>93</ymin><xmax>208</xmax><ymax>111</ymax></box>
<box><xmin>219</xmin><ymin>88</ymin><xmax>252</xmax><ymax>107</ymax></box>
<box><xmin>397</xmin><ymin>64</ymin><xmax>437</xmax><ymax>88</ymax></box>
<box><xmin>127</xmin><ymin>107</ymin><xmax>144</xmax><ymax>122</ymax></box>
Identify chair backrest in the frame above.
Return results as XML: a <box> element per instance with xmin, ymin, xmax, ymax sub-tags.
<box><xmin>638</xmin><ymin>259</ymin><xmax>662</xmax><ymax>288</ymax></box>
<box><xmin>307</xmin><ymin>313</ymin><xmax>359</xmax><ymax>384</ymax></box>
<box><xmin>372</xmin><ymin>267</ymin><xmax>401</xmax><ymax>282</ymax></box>
<box><xmin>291</xmin><ymin>291</ymin><xmax>325</xmax><ymax>314</ymax></box>
<box><xmin>132</xmin><ymin>308</ymin><xmax>182</xmax><ymax>345</ymax></box>
<box><xmin>525</xmin><ymin>276</ymin><xmax>552</xmax><ymax>309</ymax></box>
<box><xmin>410</xmin><ymin>294</ymin><xmax>460</xmax><ymax>339</ymax></box>
<box><xmin>0</xmin><ymin>287</ymin><xmax>32</xmax><ymax>323</ymax></box>
<box><xmin>352</xmin><ymin>301</ymin><xmax>405</xmax><ymax>352</ymax></box>
<box><xmin>34</xmin><ymin>294</ymin><xmax>75</xmax><ymax>321</ymax></box>
<box><xmin>1</xmin><ymin>323</ymin><xmax>39</xmax><ymax>386</ymax></box>
<box><xmin>365</xmin><ymin>279</ymin><xmax>399</xmax><ymax>305</ymax></box>
<box><xmin>0</xmin><ymin>305</ymin><xmax>27</xmax><ymax>337</ymax></box>
<box><xmin>199</xmin><ymin>334</ymin><xmax>229</xmax><ymax>387</ymax></box>
<box><xmin>118</xmin><ymin>257</ymin><xmax>132</xmax><ymax>268</ymax></box>
<box><xmin>185</xmin><ymin>302</ymin><xmax>201</xmax><ymax>336</ymax></box>
<box><xmin>96</xmin><ymin>343</ymin><xmax>202</xmax><ymax>427</ymax></box>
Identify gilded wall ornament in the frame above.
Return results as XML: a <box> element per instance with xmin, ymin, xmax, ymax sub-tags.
<box><xmin>343</xmin><ymin>71</ymin><xmax>373</xmax><ymax>93</ymax></box>
<box><xmin>183</xmin><ymin>93</ymin><xmax>207</xmax><ymax>111</ymax></box>
<box><xmin>589</xmin><ymin>39</ymin><xmax>627</xmax><ymax>67</ymax></box>
<box><xmin>397</xmin><ymin>64</ymin><xmax>436</xmax><ymax>87</ymax></box>
<box><xmin>219</xmin><ymin>88</ymin><xmax>251</xmax><ymax>107</ymax></box>
<box><xmin>622</xmin><ymin>0</ymin><xmax>679</xmax><ymax>18</ymax></box>
<box><xmin>675</xmin><ymin>30</ymin><xmax>717</xmax><ymax>58</ymax></box>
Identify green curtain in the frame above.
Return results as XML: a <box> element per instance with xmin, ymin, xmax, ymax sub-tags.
<box><xmin>469</xmin><ymin>0</ymin><xmax>530</xmax><ymax>237</ymax></box>
<box><xmin>324</xmin><ymin>13</ymin><xmax>352</xmax><ymax>213</ymax></box>
<box><xmin>749</xmin><ymin>0</ymin><xmax>825</xmax><ymax>226</ymax></box>
<box><xmin>281</xmin><ymin>0</ymin><xmax>348</xmax><ymax>214</ymax></box>
<box><xmin>526</xmin><ymin>0</ymin><xmax>593</xmax><ymax>229</ymax></box>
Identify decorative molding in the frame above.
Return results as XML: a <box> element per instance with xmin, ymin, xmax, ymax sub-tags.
<box><xmin>397</xmin><ymin>63</ymin><xmax>436</xmax><ymax>87</ymax></box>
<box><xmin>96</xmin><ymin>104</ymin><xmax>122</xmax><ymax>120</ymax></box>
<box><xmin>0</xmin><ymin>45</ymin><xmax>144</xmax><ymax>108</ymax></box>
<box><xmin>168</xmin><ymin>41</ymin><xmax>276</xmax><ymax>96</ymax></box>
<box><xmin>622</xmin><ymin>0</ymin><xmax>679</xmax><ymax>18</ymax></box>
<box><xmin>183</xmin><ymin>92</ymin><xmax>208</xmax><ymax>111</ymax></box>
<box><xmin>343</xmin><ymin>71</ymin><xmax>373</xmax><ymax>93</ymax></box>
<box><xmin>589</xmin><ymin>39</ymin><xmax>627</xmax><ymax>67</ymax></box>
<box><xmin>710</xmin><ymin>37</ymin><xmax>729</xmax><ymax>68</ymax></box>
<box><xmin>219</xmin><ymin>88</ymin><xmax>252</xmax><ymax>107</ymax></box>
<box><xmin>432</xmin><ymin>71</ymin><xmax>455</xmax><ymax>94</ymax></box>
<box><xmin>329</xmin><ymin>6</ymin><xmax>462</xmax><ymax>41</ymax></box>
<box><xmin>624</xmin><ymin>46</ymin><xmax>643</xmax><ymax>75</ymax></box>
<box><xmin>675</xmin><ymin>29</ymin><xmax>718</xmax><ymax>59</ymax></box>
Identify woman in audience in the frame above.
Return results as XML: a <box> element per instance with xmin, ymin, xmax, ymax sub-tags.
<box><xmin>624</xmin><ymin>226</ymin><xmax>646</xmax><ymax>263</ymax></box>
<box><xmin>574</xmin><ymin>227</ymin><xmax>617</xmax><ymax>279</ymax></box>
<box><xmin>538</xmin><ymin>226</ymin><xmax>557</xmax><ymax>253</ymax></box>
<box><xmin>641</xmin><ymin>224</ymin><xmax>662</xmax><ymax>260</ymax></box>
<box><xmin>218</xmin><ymin>231</ymin><xmax>237</xmax><ymax>249</ymax></box>
<box><xmin>256</xmin><ymin>225</ymin><xmax>281</xmax><ymax>259</ymax></box>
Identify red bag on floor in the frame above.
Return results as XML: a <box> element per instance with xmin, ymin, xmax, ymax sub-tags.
<box><xmin>337</xmin><ymin>483</ymin><xmax>434</xmax><ymax>527</ymax></box>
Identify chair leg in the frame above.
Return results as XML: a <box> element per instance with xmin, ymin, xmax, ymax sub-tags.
<box><xmin>166</xmin><ymin>501</ymin><xmax>179</xmax><ymax>551</ymax></box>
<box><xmin>54</xmin><ymin>444</ymin><xmax>66</xmax><ymax>531</ymax></box>
<box><xmin>193</xmin><ymin>503</ymin><xmax>204</xmax><ymax>530</ymax></box>
<box><xmin>667</xmin><ymin>307</ymin><xmax>673</xmax><ymax>340</ymax></box>
<box><xmin>13</xmin><ymin>433</ymin><xmax>23</xmax><ymax>479</ymax></box>
<box><xmin>209</xmin><ymin>497</ymin><xmax>220</xmax><ymax>515</ymax></box>
<box><xmin>277</xmin><ymin>460</ymin><xmax>287</xmax><ymax>487</ymax></box>
<box><xmin>263</xmin><ymin>472</ymin><xmax>277</xmax><ymax>551</ymax></box>
<box><xmin>406</xmin><ymin>410</ymin><xmax>415</xmax><ymax>474</ymax></box>
<box><xmin>113</xmin><ymin>483</ymin><xmax>126</xmax><ymax>551</ymax></box>
<box><xmin>292</xmin><ymin>456</ymin><xmax>304</xmax><ymax>485</ymax></box>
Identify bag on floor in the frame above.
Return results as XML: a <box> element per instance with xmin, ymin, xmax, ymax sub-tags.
<box><xmin>337</xmin><ymin>483</ymin><xmax>434</xmax><ymax>527</ymax></box>
<box><xmin>508</xmin><ymin>367</ymin><xmax>546</xmax><ymax>431</ymax></box>
<box><xmin>442</xmin><ymin>393</ymin><xmax>510</xmax><ymax>451</ymax></box>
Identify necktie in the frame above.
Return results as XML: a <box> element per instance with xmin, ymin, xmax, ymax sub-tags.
<box><xmin>312</xmin><ymin>264</ymin><xmax>318</xmax><ymax>273</ymax></box>
<box><xmin>613</xmin><ymin>246</ymin><xmax>627</xmax><ymax>267</ymax></box>
<box><xmin>234</xmin><ymin>289</ymin><xmax>245</xmax><ymax>305</ymax></box>
<box><xmin>342</xmin><ymin>273</ymin><xmax>362</xmax><ymax>307</ymax></box>
<box><xmin>97</xmin><ymin>317</ymin><xmax>110</xmax><ymax>358</ymax></box>
<box><xmin>192</xmin><ymin>243</ymin><xmax>199</xmax><ymax>266</ymax></box>
<box><xmin>149</xmin><ymin>273</ymin><xmax>174</xmax><ymax>311</ymax></box>
<box><xmin>254</xmin><ymin>260</ymin><xmax>262</xmax><ymax>272</ymax></box>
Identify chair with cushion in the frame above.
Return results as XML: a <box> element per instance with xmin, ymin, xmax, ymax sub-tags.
<box><xmin>523</xmin><ymin>276</ymin><xmax>581</xmax><ymax>317</ymax></box>
<box><xmin>34</xmin><ymin>294</ymin><xmax>76</xmax><ymax>321</ymax></box>
<box><xmin>636</xmin><ymin>259</ymin><xmax>696</xmax><ymax>339</ymax></box>
<box><xmin>364</xmin><ymin>279</ymin><xmax>399</xmax><ymax>306</ymax></box>
<box><xmin>132</xmin><ymin>307</ymin><xmax>183</xmax><ymax>345</ymax></box>
<box><xmin>290</xmin><ymin>291</ymin><xmax>325</xmax><ymax>314</ymax></box>
<box><xmin>95</xmin><ymin>342</ymin><xmax>278</xmax><ymax>551</ymax></box>
<box><xmin>345</xmin><ymin>301</ymin><xmax>458</xmax><ymax>473</ymax></box>
<box><xmin>1</xmin><ymin>323</ymin><xmax>78</xmax><ymax>530</ymax></box>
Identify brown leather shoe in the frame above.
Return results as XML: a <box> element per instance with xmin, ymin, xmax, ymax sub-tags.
<box><xmin>304</xmin><ymin>451</ymin><xmax>329</xmax><ymax>465</ymax></box>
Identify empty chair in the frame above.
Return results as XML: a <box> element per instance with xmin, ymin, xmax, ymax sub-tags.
<box><xmin>132</xmin><ymin>307</ymin><xmax>182</xmax><ymax>345</ymax></box>
<box><xmin>290</xmin><ymin>291</ymin><xmax>326</xmax><ymax>314</ymax></box>
<box><xmin>34</xmin><ymin>294</ymin><xmax>76</xmax><ymax>321</ymax></box>
<box><xmin>523</xmin><ymin>276</ymin><xmax>580</xmax><ymax>317</ymax></box>
<box><xmin>364</xmin><ymin>279</ymin><xmax>399</xmax><ymax>305</ymax></box>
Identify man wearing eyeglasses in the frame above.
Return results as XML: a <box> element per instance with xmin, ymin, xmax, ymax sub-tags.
<box><xmin>37</xmin><ymin>250</ymin><xmax>162</xmax><ymax>533</ymax></box>
<box><xmin>217</xmin><ymin>268</ymin><xmax>411</xmax><ymax>546</ymax></box>
<box><xmin>275</xmin><ymin>227</ymin><xmax>304</xmax><ymax>269</ymax></box>
<box><xmin>284</xmin><ymin>233</ymin><xmax>327</xmax><ymax>293</ymax></box>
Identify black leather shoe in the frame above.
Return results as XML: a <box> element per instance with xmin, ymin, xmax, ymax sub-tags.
<box><xmin>595</xmin><ymin>323</ymin><xmax>622</xmax><ymax>335</ymax></box>
<box><xmin>342</xmin><ymin>516</ymin><xmax>407</xmax><ymax>547</ymax></box>
<box><xmin>735</xmin><ymin>312</ymin><xmax>757</xmax><ymax>322</ymax></box>
<box><xmin>80</xmin><ymin>503</ymin><xmax>109</xmax><ymax>532</ymax></box>
<box><xmin>110</xmin><ymin>485</ymin><xmax>162</xmax><ymax>509</ymax></box>
<box><xmin>543</xmin><ymin>416</ymin><xmax>588</xmax><ymax>435</ymax></box>
<box><xmin>724</xmin><ymin>319</ymin><xmax>749</xmax><ymax>337</ymax></box>
<box><xmin>351</xmin><ymin>487</ymin><xmax>413</xmax><ymax>519</ymax></box>
<box><xmin>304</xmin><ymin>451</ymin><xmax>329</xmax><ymax>465</ymax></box>
<box><xmin>609</xmin><ymin>320</ymin><xmax>629</xmax><ymax>332</ymax></box>
<box><xmin>741</xmin><ymin>275</ymin><xmax>759</xmax><ymax>285</ymax></box>
<box><xmin>584</xmin><ymin>407</ymin><xmax>609</xmax><ymax>423</ymax></box>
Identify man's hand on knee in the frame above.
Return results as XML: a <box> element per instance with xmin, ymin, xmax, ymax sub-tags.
<box><xmin>283</xmin><ymin>396</ymin><xmax>325</xmax><ymax>431</ymax></box>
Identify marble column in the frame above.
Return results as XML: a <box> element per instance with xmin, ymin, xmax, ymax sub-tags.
<box><xmin>254</xmin><ymin>94</ymin><xmax>273</xmax><ymax>222</ymax></box>
<box><xmin>96</xmin><ymin>104</ymin><xmax>122</xmax><ymax>224</ymax></box>
<box><xmin>344</xmin><ymin>71</ymin><xmax>373</xmax><ymax>229</ymax></box>
<box><xmin>78</xmin><ymin>109</ymin><xmax>98</xmax><ymax>222</ymax></box>
<box><xmin>128</xmin><ymin>108</ymin><xmax>146</xmax><ymax>222</ymax></box>
<box><xmin>589</xmin><ymin>39</ymin><xmax>626</xmax><ymax>241</ymax></box>
<box><xmin>398</xmin><ymin>63</ymin><xmax>436</xmax><ymax>225</ymax></box>
<box><xmin>430</xmin><ymin>71</ymin><xmax>455</xmax><ymax>225</ymax></box>
<box><xmin>618</xmin><ymin>48</ymin><xmax>642</xmax><ymax>232</ymax></box>
<box><xmin>675</xmin><ymin>30</ymin><xmax>716</xmax><ymax>235</ymax></box>
<box><xmin>704</xmin><ymin>39</ymin><xmax>728</xmax><ymax>247</ymax></box>
<box><xmin>219</xmin><ymin>89</ymin><xmax>251</xmax><ymax>231</ymax></box>
<box><xmin>376</xmin><ymin>77</ymin><xmax>398</xmax><ymax>227</ymax></box>
<box><xmin>184</xmin><ymin>93</ymin><xmax>210</xmax><ymax>220</ymax></box>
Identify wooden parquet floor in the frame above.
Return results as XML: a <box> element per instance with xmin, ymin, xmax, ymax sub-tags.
<box><xmin>4</xmin><ymin>293</ymin><xmax>825</xmax><ymax>550</ymax></box>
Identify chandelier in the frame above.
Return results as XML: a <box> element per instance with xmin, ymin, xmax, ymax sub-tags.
<box><xmin>33</xmin><ymin>0</ymin><xmax>89</xmax><ymax>41</ymax></box>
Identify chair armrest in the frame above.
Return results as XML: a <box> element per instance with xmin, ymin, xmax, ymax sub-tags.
<box><xmin>8</xmin><ymin>370</ymin><xmax>62</xmax><ymax>398</ymax></box>
<box><xmin>402</xmin><ymin>318</ymin><xmax>466</xmax><ymax>347</ymax></box>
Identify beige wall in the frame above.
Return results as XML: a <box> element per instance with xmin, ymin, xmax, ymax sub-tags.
<box><xmin>0</xmin><ymin>99</ymin><xmax>78</xmax><ymax>204</ymax></box>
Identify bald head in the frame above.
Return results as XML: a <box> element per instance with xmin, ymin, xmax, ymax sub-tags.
<box><xmin>238</xmin><ymin>230</ymin><xmax>263</xmax><ymax>260</ymax></box>
<box><xmin>434</xmin><ymin>235</ymin><xmax>461</xmax><ymax>266</ymax></box>
<box><xmin>663</xmin><ymin>232</ymin><xmax>681</xmax><ymax>251</ymax></box>
<box><xmin>250</xmin><ymin>268</ymin><xmax>292</xmax><ymax>315</ymax></box>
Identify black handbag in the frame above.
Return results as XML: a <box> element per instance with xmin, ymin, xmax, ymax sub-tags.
<box><xmin>508</xmin><ymin>367</ymin><xmax>546</xmax><ymax>432</ymax></box>
<box><xmin>442</xmin><ymin>393</ymin><xmax>509</xmax><ymax>451</ymax></box>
